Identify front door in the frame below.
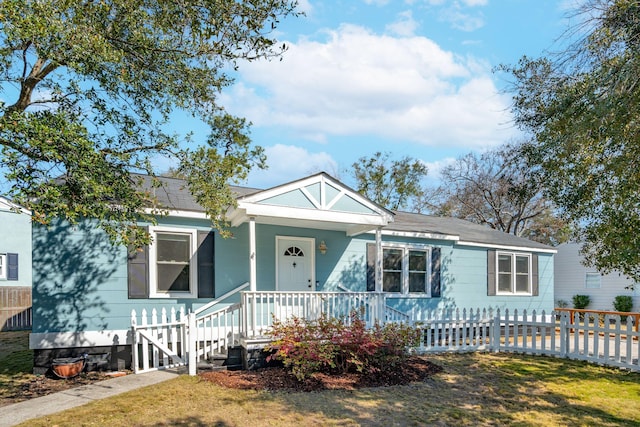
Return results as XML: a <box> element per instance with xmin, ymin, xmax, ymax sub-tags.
<box><xmin>276</xmin><ymin>237</ymin><xmax>314</xmax><ymax>291</ymax></box>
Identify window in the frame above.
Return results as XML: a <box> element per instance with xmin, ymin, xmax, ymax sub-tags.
<box><xmin>0</xmin><ymin>253</ymin><xmax>17</xmax><ymax>281</ymax></box>
<box><xmin>585</xmin><ymin>272</ymin><xmax>601</xmax><ymax>289</ymax></box>
<box><xmin>149</xmin><ymin>227</ymin><xmax>197</xmax><ymax>298</ymax></box>
<box><xmin>381</xmin><ymin>246</ymin><xmax>429</xmax><ymax>294</ymax></box>
<box><xmin>496</xmin><ymin>252</ymin><xmax>532</xmax><ymax>295</ymax></box>
<box><xmin>128</xmin><ymin>227</ymin><xmax>215</xmax><ymax>299</ymax></box>
<box><xmin>156</xmin><ymin>232</ymin><xmax>191</xmax><ymax>293</ymax></box>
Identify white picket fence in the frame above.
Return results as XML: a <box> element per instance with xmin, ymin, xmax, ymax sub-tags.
<box><xmin>130</xmin><ymin>307</ymin><xmax>188</xmax><ymax>374</ymax></box>
<box><xmin>130</xmin><ymin>294</ymin><xmax>640</xmax><ymax>375</ymax></box>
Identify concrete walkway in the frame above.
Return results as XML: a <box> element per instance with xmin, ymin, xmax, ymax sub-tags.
<box><xmin>0</xmin><ymin>369</ymin><xmax>183</xmax><ymax>427</ymax></box>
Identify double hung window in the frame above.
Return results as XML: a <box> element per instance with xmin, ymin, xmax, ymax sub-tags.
<box><xmin>149</xmin><ymin>227</ymin><xmax>197</xmax><ymax>298</ymax></box>
<box><xmin>381</xmin><ymin>246</ymin><xmax>429</xmax><ymax>294</ymax></box>
<box><xmin>497</xmin><ymin>252</ymin><xmax>532</xmax><ymax>295</ymax></box>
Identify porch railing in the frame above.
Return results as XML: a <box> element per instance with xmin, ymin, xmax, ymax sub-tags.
<box><xmin>241</xmin><ymin>291</ymin><xmax>388</xmax><ymax>338</ymax></box>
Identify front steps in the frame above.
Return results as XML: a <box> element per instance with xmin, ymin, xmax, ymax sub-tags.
<box><xmin>196</xmin><ymin>346</ymin><xmax>244</xmax><ymax>372</ymax></box>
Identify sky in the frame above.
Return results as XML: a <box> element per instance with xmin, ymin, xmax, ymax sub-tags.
<box><xmin>198</xmin><ymin>0</ymin><xmax>577</xmax><ymax>190</ymax></box>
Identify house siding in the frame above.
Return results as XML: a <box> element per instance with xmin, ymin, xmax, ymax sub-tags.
<box><xmin>0</xmin><ymin>208</ymin><xmax>32</xmax><ymax>288</ymax></box>
<box><xmin>555</xmin><ymin>242</ymin><xmax>638</xmax><ymax>311</ymax></box>
<box><xmin>32</xmin><ymin>219</ymin><xmax>555</xmax><ymax>336</ymax></box>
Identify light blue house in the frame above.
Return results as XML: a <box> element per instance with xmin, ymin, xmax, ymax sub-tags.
<box><xmin>30</xmin><ymin>173</ymin><xmax>555</xmax><ymax>371</ymax></box>
<box><xmin>0</xmin><ymin>197</ymin><xmax>32</xmax><ymax>331</ymax></box>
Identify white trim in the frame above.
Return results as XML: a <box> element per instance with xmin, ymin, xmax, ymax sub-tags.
<box><xmin>495</xmin><ymin>251</ymin><xmax>533</xmax><ymax>296</ymax></box>
<box><xmin>458</xmin><ymin>240</ymin><xmax>557</xmax><ymax>254</ymax></box>
<box><xmin>0</xmin><ymin>197</ymin><xmax>31</xmax><ymax>215</ymax></box>
<box><xmin>249</xmin><ymin>217</ymin><xmax>257</xmax><ymax>292</ymax></box>
<box><xmin>238</xmin><ymin>203</ymin><xmax>390</xmax><ymax>226</ymax></box>
<box><xmin>143</xmin><ymin>207</ymin><xmax>208</xmax><ymax>219</ymax></box>
<box><xmin>375</xmin><ymin>229</ymin><xmax>460</xmax><ymax>241</ymax></box>
<box><xmin>30</xmin><ymin>330</ymin><xmax>132</xmax><ymax>349</ymax></box>
<box><xmin>240</xmin><ymin>173</ymin><xmax>392</xmax><ymax>217</ymax></box>
<box><xmin>375</xmin><ymin>227</ymin><xmax>382</xmax><ymax>292</ymax></box>
<box><xmin>0</xmin><ymin>253</ymin><xmax>6</xmax><ymax>280</ymax></box>
<box><xmin>326</xmin><ymin>189</ymin><xmax>346</xmax><ymax>210</ymax></box>
<box><xmin>300</xmin><ymin>186</ymin><xmax>322</xmax><ymax>209</ymax></box>
<box><xmin>379</xmin><ymin>242</ymin><xmax>432</xmax><ymax>296</ymax></box>
<box><xmin>275</xmin><ymin>236</ymin><xmax>315</xmax><ymax>291</ymax></box>
<box><xmin>148</xmin><ymin>225</ymin><xmax>198</xmax><ymax>299</ymax></box>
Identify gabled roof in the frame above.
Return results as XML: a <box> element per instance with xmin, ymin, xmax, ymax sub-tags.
<box><xmin>227</xmin><ymin>172</ymin><xmax>394</xmax><ymax>236</ymax></box>
<box><xmin>134</xmin><ymin>173</ymin><xmax>554</xmax><ymax>252</ymax></box>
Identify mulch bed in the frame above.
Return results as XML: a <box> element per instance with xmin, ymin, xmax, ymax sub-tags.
<box><xmin>199</xmin><ymin>356</ymin><xmax>442</xmax><ymax>392</ymax></box>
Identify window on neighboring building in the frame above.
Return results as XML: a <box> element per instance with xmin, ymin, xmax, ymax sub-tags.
<box><xmin>497</xmin><ymin>252</ymin><xmax>532</xmax><ymax>295</ymax></box>
<box><xmin>0</xmin><ymin>254</ymin><xmax>5</xmax><ymax>280</ymax></box>
<box><xmin>585</xmin><ymin>272</ymin><xmax>601</xmax><ymax>289</ymax></box>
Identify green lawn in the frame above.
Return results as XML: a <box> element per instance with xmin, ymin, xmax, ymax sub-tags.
<box><xmin>3</xmin><ymin>330</ymin><xmax>640</xmax><ymax>426</ymax></box>
<box><xmin>14</xmin><ymin>351</ymin><xmax>640</xmax><ymax>427</ymax></box>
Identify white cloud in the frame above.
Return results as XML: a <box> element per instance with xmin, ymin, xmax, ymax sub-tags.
<box><xmin>222</xmin><ymin>24</ymin><xmax>515</xmax><ymax>152</ymax></box>
<box><xmin>439</xmin><ymin>6</ymin><xmax>485</xmax><ymax>32</ymax></box>
<box><xmin>423</xmin><ymin>157</ymin><xmax>456</xmax><ymax>181</ymax></box>
<box><xmin>245</xmin><ymin>144</ymin><xmax>338</xmax><ymax>188</ymax></box>
<box><xmin>294</xmin><ymin>0</ymin><xmax>313</xmax><ymax>15</ymax></box>
<box><xmin>385</xmin><ymin>10</ymin><xmax>419</xmax><ymax>37</ymax></box>
<box><xmin>363</xmin><ymin>0</ymin><xmax>390</xmax><ymax>5</ymax></box>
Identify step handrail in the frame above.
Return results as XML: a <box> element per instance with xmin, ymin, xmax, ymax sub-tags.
<box><xmin>193</xmin><ymin>281</ymin><xmax>250</xmax><ymax>316</ymax></box>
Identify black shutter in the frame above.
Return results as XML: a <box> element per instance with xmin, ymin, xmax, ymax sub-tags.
<box><xmin>7</xmin><ymin>253</ymin><xmax>18</xmax><ymax>281</ymax></box>
<box><xmin>128</xmin><ymin>228</ymin><xmax>149</xmax><ymax>299</ymax></box>
<box><xmin>487</xmin><ymin>250</ymin><xmax>496</xmax><ymax>296</ymax></box>
<box><xmin>197</xmin><ymin>231</ymin><xmax>215</xmax><ymax>298</ymax></box>
<box><xmin>430</xmin><ymin>247</ymin><xmax>441</xmax><ymax>297</ymax></box>
<box><xmin>366</xmin><ymin>243</ymin><xmax>375</xmax><ymax>292</ymax></box>
<box><xmin>531</xmin><ymin>254</ymin><xmax>539</xmax><ymax>296</ymax></box>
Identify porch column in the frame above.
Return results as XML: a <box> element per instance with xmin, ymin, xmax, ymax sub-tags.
<box><xmin>375</xmin><ymin>227</ymin><xmax>382</xmax><ymax>293</ymax></box>
<box><xmin>249</xmin><ymin>216</ymin><xmax>257</xmax><ymax>292</ymax></box>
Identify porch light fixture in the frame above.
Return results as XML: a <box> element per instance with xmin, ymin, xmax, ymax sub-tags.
<box><xmin>318</xmin><ymin>240</ymin><xmax>328</xmax><ymax>255</ymax></box>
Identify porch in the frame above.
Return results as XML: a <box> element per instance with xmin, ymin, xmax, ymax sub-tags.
<box><xmin>130</xmin><ymin>290</ymin><xmax>640</xmax><ymax>376</ymax></box>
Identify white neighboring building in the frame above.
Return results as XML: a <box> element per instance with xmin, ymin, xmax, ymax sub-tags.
<box><xmin>555</xmin><ymin>242</ymin><xmax>639</xmax><ymax>311</ymax></box>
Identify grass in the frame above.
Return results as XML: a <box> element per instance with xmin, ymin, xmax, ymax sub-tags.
<box><xmin>4</xmin><ymin>331</ymin><xmax>640</xmax><ymax>426</ymax></box>
<box><xmin>0</xmin><ymin>330</ymin><xmax>35</xmax><ymax>401</ymax></box>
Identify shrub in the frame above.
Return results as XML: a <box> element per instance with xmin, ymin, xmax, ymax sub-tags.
<box><xmin>613</xmin><ymin>295</ymin><xmax>633</xmax><ymax>313</ymax></box>
<box><xmin>572</xmin><ymin>294</ymin><xmax>591</xmax><ymax>310</ymax></box>
<box><xmin>556</xmin><ymin>299</ymin><xmax>569</xmax><ymax>308</ymax></box>
<box><xmin>266</xmin><ymin>311</ymin><xmax>420</xmax><ymax>381</ymax></box>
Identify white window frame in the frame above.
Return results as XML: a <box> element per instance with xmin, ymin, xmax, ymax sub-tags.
<box><xmin>148</xmin><ymin>226</ymin><xmax>198</xmax><ymax>298</ymax></box>
<box><xmin>496</xmin><ymin>251</ymin><xmax>532</xmax><ymax>296</ymax></box>
<box><xmin>380</xmin><ymin>243</ymin><xmax>431</xmax><ymax>296</ymax></box>
<box><xmin>585</xmin><ymin>272</ymin><xmax>601</xmax><ymax>289</ymax></box>
<box><xmin>0</xmin><ymin>253</ymin><xmax>5</xmax><ymax>280</ymax></box>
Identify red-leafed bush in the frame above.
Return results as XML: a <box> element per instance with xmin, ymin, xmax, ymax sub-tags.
<box><xmin>267</xmin><ymin>310</ymin><xmax>420</xmax><ymax>381</ymax></box>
